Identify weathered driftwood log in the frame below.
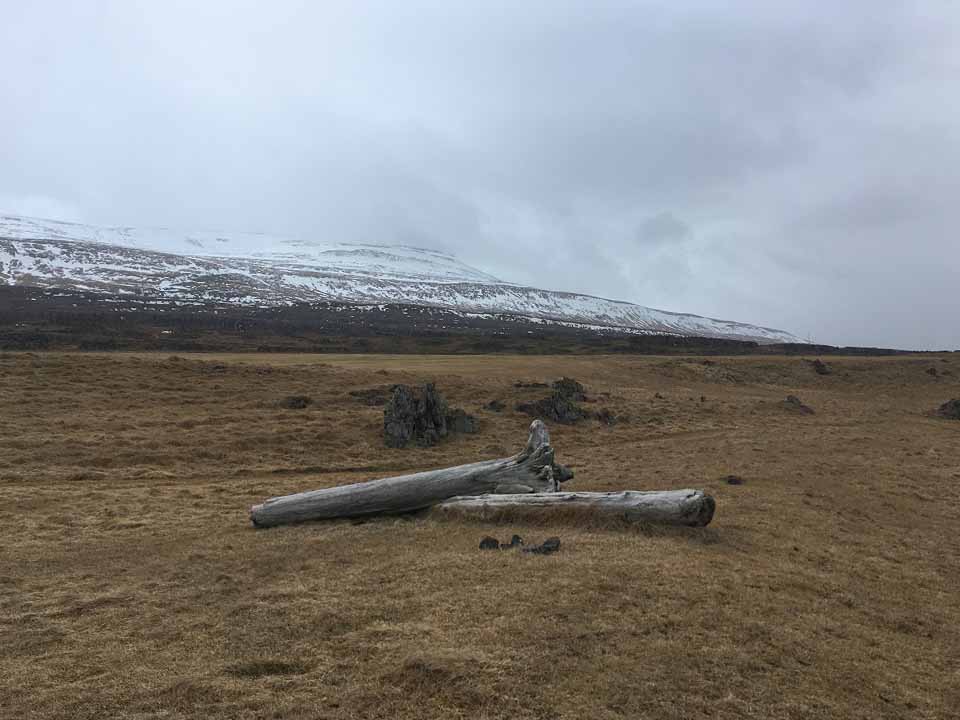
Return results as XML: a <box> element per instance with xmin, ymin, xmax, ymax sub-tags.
<box><xmin>250</xmin><ymin>420</ymin><xmax>571</xmax><ymax>527</ymax></box>
<box><xmin>433</xmin><ymin>489</ymin><xmax>716</xmax><ymax>527</ymax></box>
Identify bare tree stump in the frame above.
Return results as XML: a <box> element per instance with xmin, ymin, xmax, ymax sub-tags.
<box><xmin>250</xmin><ymin>420</ymin><xmax>571</xmax><ymax>527</ymax></box>
<box><xmin>433</xmin><ymin>489</ymin><xmax>716</xmax><ymax>527</ymax></box>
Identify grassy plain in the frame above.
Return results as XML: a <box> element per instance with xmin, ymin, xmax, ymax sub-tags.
<box><xmin>1</xmin><ymin>351</ymin><xmax>958</xmax><ymax>719</ymax></box>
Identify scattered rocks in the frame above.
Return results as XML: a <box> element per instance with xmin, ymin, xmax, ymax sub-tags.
<box><xmin>522</xmin><ymin>537</ymin><xmax>561</xmax><ymax>555</ymax></box>
<box><xmin>503</xmin><ymin>534</ymin><xmax>523</xmax><ymax>549</ymax></box>
<box><xmin>723</xmin><ymin>474</ymin><xmax>745</xmax><ymax>485</ymax></box>
<box><xmin>479</xmin><ymin>534</ymin><xmax>524</xmax><ymax>550</ymax></box>
<box><xmin>479</xmin><ymin>536</ymin><xmax>500</xmax><ymax>550</ymax></box>
<box><xmin>383</xmin><ymin>383</ymin><xmax>478</xmax><ymax>448</ymax></box>
<box><xmin>514</xmin><ymin>381</ymin><xmax>549</xmax><ymax>389</ymax></box>
<box><xmin>484</xmin><ymin>399</ymin><xmax>506</xmax><ymax>412</ymax></box>
<box><xmin>809</xmin><ymin>359</ymin><xmax>832</xmax><ymax>376</ymax></box>
<box><xmin>935</xmin><ymin>399</ymin><xmax>960</xmax><ymax>420</ymax></box>
<box><xmin>514</xmin><ymin>376</ymin><xmax>622</xmax><ymax>426</ymax></box>
<box><xmin>280</xmin><ymin>395</ymin><xmax>311</xmax><ymax>409</ymax></box>
<box><xmin>516</xmin><ymin>390</ymin><xmax>586</xmax><ymax>424</ymax></box>
<box><xmin>783</xmin><ymin>395</ymin><xmax>815</xmax><ymax>415</ymax></box>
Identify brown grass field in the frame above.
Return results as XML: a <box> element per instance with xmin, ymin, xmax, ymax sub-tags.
<box><xmin>2</xmin><ymin>351</ymin><xmax>958</xmax><ymax>719</ymax></box>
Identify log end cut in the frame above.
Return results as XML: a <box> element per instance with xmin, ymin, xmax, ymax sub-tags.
<box><xmin>687</xmin><ymin>492</ymin><xmax>716</xmax><ymax>527</ymax></box>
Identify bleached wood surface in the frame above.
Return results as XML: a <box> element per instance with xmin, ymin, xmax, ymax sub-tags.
<box><xmin>433</xmin><ymin>489</ymin><xmax>716</xmax><ymax>527</ymax></box>
<box><xmin>250</xmin><ymin>420</ymin><xmax>568</xmax><ymax>527</ymax></box>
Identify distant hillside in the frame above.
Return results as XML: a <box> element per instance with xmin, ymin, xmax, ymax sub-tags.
<box><xmin>0</xmin><ymin>213</ymin><xmax>804</xmax><ymax>344</ymax></box>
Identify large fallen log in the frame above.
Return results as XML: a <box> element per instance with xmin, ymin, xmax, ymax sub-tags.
<box><xmin>250</xmin><ymin>420</ymin><xmax>571</xmax><ymax>527</ymax></box>
<box><xmin>433</xmin><ymin>489</ymin><xmax>716</xmax><ymax>527</ymax></box>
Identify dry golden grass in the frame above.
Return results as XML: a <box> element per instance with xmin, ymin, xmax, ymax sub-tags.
<box><xmin>1</xmin><ymin>351</ymin><xmax>958</xmax><ymax>719</ymax></box>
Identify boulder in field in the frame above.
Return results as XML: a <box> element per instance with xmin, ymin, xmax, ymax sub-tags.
<box><xmin>479</xmin><ymin>536</ymin><xmax>500</xmax><ymax>550</ymax></box>
<box><xmin>280</xmin><ymin>395</ymin><xmax>311</xmax><ymax>409</ymax></box>
<box><xmin>516</xmin><ymin>377</ymin><xmax>592</xmax><ymax>424</ymax></box>
<box><xmin>809</xmin><ymin>359</ymin><xmax>832</xmax><ymax>376</ymax></box>
<box><xmin>383</xmin><ymin>383</ymin><xmax>478</xmax><ymax>447</ymax></box>
<box><xmin>516</xmin><ymin>390</ymin><xmax>586</xmax><ymax>425</ymax></box>
<box><xmin>935</xmin><ymin>399</ymin><xmax>960</xmax><ymax>420</ymax></box>
<box><xmin>783</xmin><ymin>395</ymin><xmax>814</xmax><ymax>415</ymax></box>
<box><xmin>384</xmin><ymin>383</ymin><xmax>447</xmax><ymax>448</ymax></box>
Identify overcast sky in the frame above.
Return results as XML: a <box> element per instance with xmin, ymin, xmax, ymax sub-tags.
<box><xmin>3</xmin><ymin>1</ymin><xmax>959</xmax><ymax>349</ymax></box>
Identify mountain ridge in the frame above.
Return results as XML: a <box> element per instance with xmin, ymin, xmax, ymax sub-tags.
<box><xmin>0</xmin><ymin>213</ymin><xmax>804</xmax><ymax>344</ymax></box>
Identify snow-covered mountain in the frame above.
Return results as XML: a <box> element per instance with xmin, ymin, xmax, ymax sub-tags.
<box><xmin>0</xmin><ymin>214</ymin><xmax>803</xmax><ymax>344</ymax></box>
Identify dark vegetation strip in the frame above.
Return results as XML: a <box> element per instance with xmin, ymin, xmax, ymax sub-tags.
<box><xmin>0</xmin><ymin>285</ymin><xmax>935</xmax><ymax>355</ymax></box>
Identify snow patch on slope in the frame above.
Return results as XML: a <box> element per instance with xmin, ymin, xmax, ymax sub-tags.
<box><xmin>0</xmin><ymin>213</ymin><xmax>805</xmax><ymax>344</ymax></box>
<box><xmin>0</xmin><ymin>214</ymin><xmax>499</xmax><ymax>284</ymax></box>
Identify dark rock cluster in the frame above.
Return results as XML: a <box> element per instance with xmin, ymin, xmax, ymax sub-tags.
<box><xmin>479</xmin><ymin>536</ymin><xmax>501</xmax><ymax>550</ymax></box>
<box><xmin>280</xmin><ymin>395</ymin><xmax>311</xmax><ymax>409</ymax></box>
<box><xmin>383</xmin><ymin>383</ymin><xmax>478</xmax><ymax>448</ymax></box>
<box><xmin>516</xmin><ymin>376</ymin><xmax>588</xmax><ymax>424</ymax></box>
<box><xmin>516</xmin><ymin>376</ymin><xmax>622</xmax><ymax>425</ymax></box>
<box><xmin>935</xmin><ymin>399</ymin><xmax>960</xmax><ymax>420</ymax></box>
<box><xmin>516</xmin><ymin>389</ymin><xmax>586</xmax><ymax>425</ymax></box>
<box><xmin>783</xmin><ymin>395</ymin><xmax>815</xmax><ymax>415</ymax></box>
<box><xmin>478</xmin><ymin>534</ymin><xmax>560</xmax><ymax>554</ymax></box>
<box><xmin>479</xmin><ymin>534</ymin><xmax>524</xmax><ymax>550</ymax></box>
<box><xmin>809</xmin><ymin>358</ymin><xmax>832</xmax><ymax>375</ymax></box>
<box><xmin>522</xmin><ymin>537</ymin><xmax>561</xmax><ymax>555</ymax></box>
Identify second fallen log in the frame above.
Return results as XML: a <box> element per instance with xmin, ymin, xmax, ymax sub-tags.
<box><xmin>433</xmin><ymin>489</ymin><xmax>716</xmax><ymax>527</ymax></box>
<box><xmin>250</xmin><ymin>420</ymin><xmax>572</xmax><ymax>527</ymax></box>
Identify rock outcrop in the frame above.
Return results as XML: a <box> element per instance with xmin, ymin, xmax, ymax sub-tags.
<box><xmin>384</xmin><ymin>383</ymin><xmax>478</xmax><ymax>447</ymax></box>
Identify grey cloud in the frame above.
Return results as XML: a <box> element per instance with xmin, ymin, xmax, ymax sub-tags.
<box><xmin>637</xmin><ymin>213</ymin><xmax>692</xmax><ymax>246</ymax></box>
<box><xmin>2</xmin><ymin>1</ymin><xmax>959</xmax><ymax>348</ymax></box>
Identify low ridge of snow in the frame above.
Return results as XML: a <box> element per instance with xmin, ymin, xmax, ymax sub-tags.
<box><xmin>0</xmin><ymin>213</ymin><xmax>805</xmax><ymax>344</ymax></box>
<box><xmin>0</xmin><ymin>214</ymin><xmax>498</xmax><ymax>284</ymax></box>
